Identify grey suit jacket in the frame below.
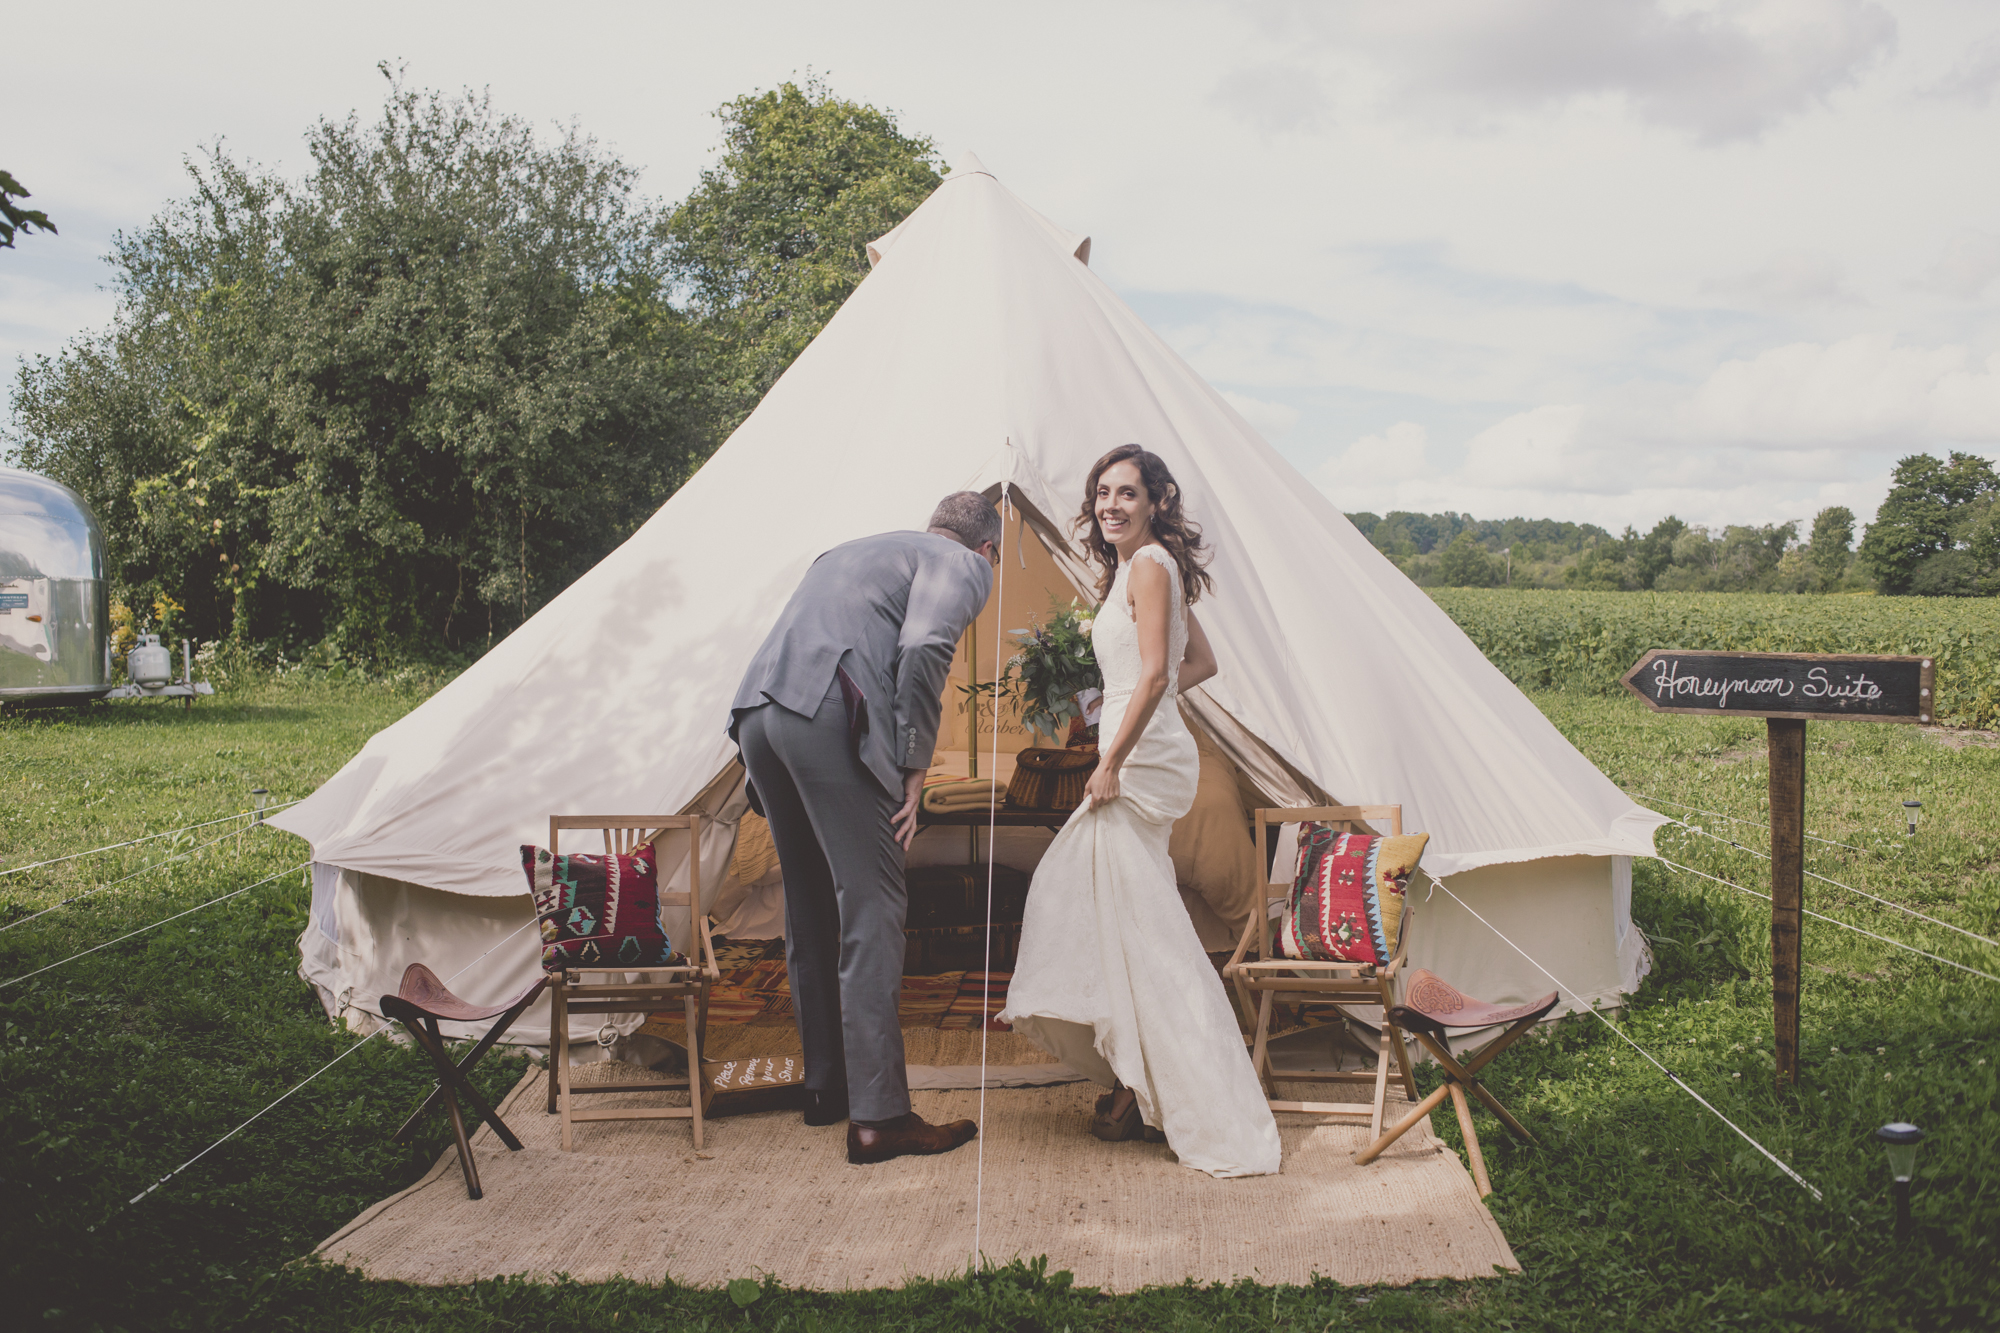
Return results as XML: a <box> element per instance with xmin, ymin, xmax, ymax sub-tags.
<box><xmin>729</xmin><ymin>530</ymin><xmax>993</xmax><ymax>800</ymax></box>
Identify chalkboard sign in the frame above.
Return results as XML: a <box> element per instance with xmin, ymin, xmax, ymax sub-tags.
<box><xmin>1620</xmin><ymin>650</ymin><xmax>1933</xmax><ymax>723</ymax></box>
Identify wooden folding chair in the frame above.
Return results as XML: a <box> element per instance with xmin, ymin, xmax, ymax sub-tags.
<box><xmin>542</xmin><ymin>815</ymin><xmax>720</xmax><ymax>1151</ymax></box>
<box><xmin>380</xmin><ymin>964</ymin><xmax>547</xmax><ymax>1200</ymax></box>
<box><xmin>1354</xmin><ymin>969</ymin><xmax>1559</xmax><ymax>1196</ymax></box>
<box><xmin>1222</xmin><ymin>804</ymin><xmax>1420</xmax><ymax>1139</ymax></box>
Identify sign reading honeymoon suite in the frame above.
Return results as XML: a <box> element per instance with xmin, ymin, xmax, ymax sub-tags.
<box><xmin>1620</xmin><ymin>646</ymin><xmax>1932</xmax><ymax>1091</ymax></box>
<box><xmin>1619</xmin><ymin>649</ymin><xmax>1933</xmax><ymax>724</ymax></box>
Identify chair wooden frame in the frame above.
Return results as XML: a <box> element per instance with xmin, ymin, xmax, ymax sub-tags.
<box><xmin>1222</xmin><ymin>805</ymin><xmax>1420</xmax><ymax>1139</ymax></box>
<box><xmin>542</xmin><ymin>815</ymin><xmax>720</xmax><ymax>1151</ymax></box>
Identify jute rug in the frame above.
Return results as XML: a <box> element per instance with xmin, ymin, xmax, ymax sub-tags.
<box><xmin>316</xmin><ymin>1063</ymin><xmax>1518</xmax><ymax>1291</ymax></box>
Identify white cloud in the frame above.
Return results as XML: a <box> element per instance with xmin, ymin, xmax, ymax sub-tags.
<box><xmin>1677</xmin><ymin>336</ymin><xmax>2000</xmax><ymax>445</ymax></box>
<box><xmin>1210</xmin><ymin>61</ymin><xmax>1328</xmax><ymax>137</ymax></box>
<box><xmin>1922</xmin><ymin>30</ymin><xmax>2000</xmax><ymax>106</ymax></box>
<box><xmin>1316</xmin><ymin>422</ymin><xmax>1457</xmax><ymax>515</ymax></box>
<box><xmin>1705</xmin><ymin>251</ymin><xmax>1859</xmax><ymax>308</ymax></box>
<box><xmin>1245</xmin><ymin>0</ymin><xmax>1898</xmax><ymax>143</ymax></box>
<box><xmin>1460</xmin><ymin>405</ymin><xmax>1596</xmax><ymax>488</ymax></box>
<box><xmin>1218</xmin><ymin>389</ymin><xmax>1301</xmax><ymax>437</ymax></box>
<box><xmin>1917</xmin><ymin>230</ymin><xmax>2000</xmax><ymax>299</ymax></box>
<box><xmin>1314</xmin><ymin>336</ymin><xmax>2000</xmax><ymax>526</ymax></box>
<box><xmin>1319</xmin><ymin>420</ymin><xmax>1431</xmax><ymax>486</ymax></box>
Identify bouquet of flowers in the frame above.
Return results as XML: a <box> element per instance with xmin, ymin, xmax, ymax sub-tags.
<box><xmin>1003</xmin><ymin>596</ymin><xmax>1102</xmax><ymax>744</ymax></box>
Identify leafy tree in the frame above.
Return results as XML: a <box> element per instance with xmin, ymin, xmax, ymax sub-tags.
<box><xmin>1653</xmin><ymin>522</ymin><xmax>1798</xmax><ymax>592</ymax></box>
<box><xmin>1858</xmin><ymin>452</ymin><xmax>2000</xmax><ymax>595</ymax></box>
<box><xmin>1565</xmin><ymin>540</ymin><xmax>1631</xmax><ymax>591</ymax></box>
<box><xmin>1808</xmin><ymin>505</ymin><xmax>1855</xmax><ymax>591</ymax></box>
<box><xmin>1436</xmin><ymin>531</ymin><xmax>1497</xmax><ymax>586</ymax></box>
<box><xmin>10</xmin><ymin>71</ymin><xmax>705</xmax><ymax>655</ymax></box>
<box><xmin>1624</xmin><ymin>515</ymin><xmax>1687</xmax><ymax>589</ymax></box>
<box><xmin>667</xmin><ymin>76</ymin><xmax>945</xmax><ymax>435</ymax></box>
<box><xmin>0</xmin><ymin>169</ymin><xmax>56</xmax><ymax>248</ymax></box>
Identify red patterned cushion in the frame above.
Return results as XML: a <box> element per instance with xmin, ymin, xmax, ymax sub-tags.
<box><xmin>522</xmin><ymin>842</ymin><xmax>678</xmax><ymax>971</ymax></box>
<box><xmin>1279</xmin><ymin>824</ymin><xmax>1429</xmax><ymax>965</ymax></box>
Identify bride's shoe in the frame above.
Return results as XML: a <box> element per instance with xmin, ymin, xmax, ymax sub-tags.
<box><xmin>1090</xmin><ymin>1087</ymin><xmax>1144</xmax><ymax>1142</ymax></box>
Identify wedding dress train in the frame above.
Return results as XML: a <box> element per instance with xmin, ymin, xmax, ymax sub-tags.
<box><xmin>999</xmin><ymin>544</ymin><xmax>1282</xmax><ymax>1178</ymax></box>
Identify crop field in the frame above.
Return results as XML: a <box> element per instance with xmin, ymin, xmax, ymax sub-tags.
<box><xmin>1430</xmin><ymin>588</ymin><xmax>2000</xmax><ymax>731</ymax></box>
<box><xmin>0</xmin><ymin>656</ymin><xmax>1996</xmax><ymax>1331</ymax></box>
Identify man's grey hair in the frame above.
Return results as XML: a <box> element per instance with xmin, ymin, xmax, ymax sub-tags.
<box><xmin>928</xmin><ymin>491</ymin><xmax>1002</xmax><ymax>552</ymax></box>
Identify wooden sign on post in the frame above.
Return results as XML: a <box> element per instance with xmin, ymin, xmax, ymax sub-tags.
<box><xmin>1620</xmin><ymin>650</ymin><xmax>1933</xmax><ymax>1088</ymax></box>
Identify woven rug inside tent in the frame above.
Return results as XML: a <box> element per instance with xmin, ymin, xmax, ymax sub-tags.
<box><xmin>316</xmin><ymin>1063</ymin><xmax>1518</xmax><ymax>1291</ymax></box>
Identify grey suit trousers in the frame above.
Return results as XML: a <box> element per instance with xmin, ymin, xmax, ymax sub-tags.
<box><xmin>734</xmin><ymin>684</ymin><xmax>909</xmax><ymax>1122</ymax></box>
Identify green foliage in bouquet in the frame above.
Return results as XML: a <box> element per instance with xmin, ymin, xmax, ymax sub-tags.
<box><xmin>1003</xmin><ymin>596</ymin><xmax>1101</xmax><ymax>743</ymax></box>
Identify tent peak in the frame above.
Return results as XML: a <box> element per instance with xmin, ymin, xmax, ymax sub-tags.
<box><xmin>951</xmin><ymin>150</ymin><xmax>993</xmax><ymax>178</ymax></box>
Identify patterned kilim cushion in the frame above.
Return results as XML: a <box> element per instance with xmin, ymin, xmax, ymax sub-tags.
<box><xmin>521</xmin><ymin>843</ymin><xmax>678</xmax><ymax>971</ymax></box>
<box><xmin>1279</xmin><ymin>823</ymin><xmax>1430</xmax><ymax>965</ymax></box>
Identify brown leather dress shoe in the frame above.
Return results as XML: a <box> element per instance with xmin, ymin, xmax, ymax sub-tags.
<box><xmin>846</xmin><ymin>1111</ymin><xmax>978</xmax><ymax>1165</ymax></box>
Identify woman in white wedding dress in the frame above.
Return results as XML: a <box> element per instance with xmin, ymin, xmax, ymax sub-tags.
<box><xmin>1000</xmin><ymin>446</ymin><xmax>1282</xmax><ymax>1179</ymax></box>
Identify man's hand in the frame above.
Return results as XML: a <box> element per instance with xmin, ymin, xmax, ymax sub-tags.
<box><xmin>894</xmin><ymin>767</ymin><xmax>927</xmax><ymax>849</ymax></box>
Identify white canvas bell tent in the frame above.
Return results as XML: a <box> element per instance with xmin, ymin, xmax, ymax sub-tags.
<box><xmin>274</xmin><ymin>152</ymin><xmax>1667</xmax><ymax>1048</ymax></box>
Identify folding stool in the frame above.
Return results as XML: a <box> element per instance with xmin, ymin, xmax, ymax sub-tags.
<box><xmin>1353</xmin><ymin>968</ymin><xmax>1559</xmax><ymax>1197</ymax></box>
<box><xmin>380</xmin><ymin>963</ymin><xmax>547</xmax><ymax>1200</ymax></box>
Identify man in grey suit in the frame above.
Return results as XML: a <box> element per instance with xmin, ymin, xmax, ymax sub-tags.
<box><xmin>729</xmin><ymin>492</ymin><xmax>999</xmax><ymax>1164</ymax></box>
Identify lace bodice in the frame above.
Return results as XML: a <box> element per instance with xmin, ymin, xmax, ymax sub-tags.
<box><xmin>1091</xmin><ymin>544</ymin><xmax>1187</xmax><ymax>700</ymax></box>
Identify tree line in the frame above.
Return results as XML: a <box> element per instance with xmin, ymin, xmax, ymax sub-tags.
<box><xmin>4</xmin><ymin>69</ymin><xmax>942</xmax><ymax>661</ymax></box>
<box><xmin>1351</xmin><ymin>452</ymin><xmax>2000</xmax><ymax>596</ymax></box>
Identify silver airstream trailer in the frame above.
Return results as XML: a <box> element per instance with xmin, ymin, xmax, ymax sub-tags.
<box><xmin>0</xmin><ymin>466</ymin><xmax>111</xmax><ymax>701</ymax></box>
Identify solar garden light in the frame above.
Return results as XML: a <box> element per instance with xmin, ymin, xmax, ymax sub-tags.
<box><xmin>1903</xmin><ymin>800</ymin><xmax>1921</xmax><ymax>837</ymax></box>
<box><xmin>1875</xmin><ymin>1121</ymin><xmax>1924</xmax><ymax>1240</ymax></box>
<box><xmin>251</xmin><ymin>788</ymin><xmax>269</xmax><ymax>824</ymax></box>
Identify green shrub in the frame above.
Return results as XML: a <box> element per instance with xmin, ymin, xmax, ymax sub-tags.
<box><xmin>1430</xmin><ymin>588</ymin><xmax>2000</xmax><ymax>730</ymax></box>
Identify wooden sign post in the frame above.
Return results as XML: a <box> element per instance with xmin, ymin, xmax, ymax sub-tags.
<box><xmin>1620</xmin><ymin>650</ymin><xmax>1933</xmax><ymax>1088</ymax></box>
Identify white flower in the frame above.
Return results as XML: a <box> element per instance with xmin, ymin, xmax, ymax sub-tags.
<box><xmin>1076</xmin><ymin>617</ymin><xmax>1093</xmax><ymax>633</ymax></box>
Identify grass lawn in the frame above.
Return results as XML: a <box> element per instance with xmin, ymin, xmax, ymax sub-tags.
<box><xmin>1</xmin><ymin>675</ymin><xmax>1995</xmax><ymax>1332</ymax></box>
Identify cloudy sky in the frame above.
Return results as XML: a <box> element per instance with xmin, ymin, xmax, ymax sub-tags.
<box><xmin>7</xmin><ymin>0</ymin><xmax>1998</xmax><ymax>533</ymax></box>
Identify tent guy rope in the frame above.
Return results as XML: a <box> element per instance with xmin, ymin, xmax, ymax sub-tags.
<box><xmin>2</xmin><ymin>861</ymin><xmax>311</xmax><ymax>990</ymax></box>
<box><xmin>1</xmin><ymin>822</ymin><xmax>280</xmax><ymax>934</ymax></box>
<box><xmin>1424</xmin><ymin>875</ymin><xmax>1824</xmax><ymax>1202</ymax></box>
<box><xmin>1654</xmin><ymin>857</ymin><xmax>2000</xmax><ymax>985</ymax></box>
<box><xmin>125</xmin><ymin>911</ymin><xmax>540</xmax><ymax>1210</ymax></box>
<box><xmin>0</xmin><ymin>800</ymin><xmax>303</xmax><ymax>880</ymax></box>
<box><xmin>1662</xmin><ymin>819</ymin><xmax>2000</xmax><ymax>950</ymax></box>
<box><xmin>1627</xmin><ymin>789</ymin><xmax>1879</xmax><ymax>857</ymax></box>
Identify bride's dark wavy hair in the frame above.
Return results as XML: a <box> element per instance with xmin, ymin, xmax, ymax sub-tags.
<box><xmin>1073</xmin><ymin>444</ymin><xmax>1213</xmax><ymax>605</ymax></box>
